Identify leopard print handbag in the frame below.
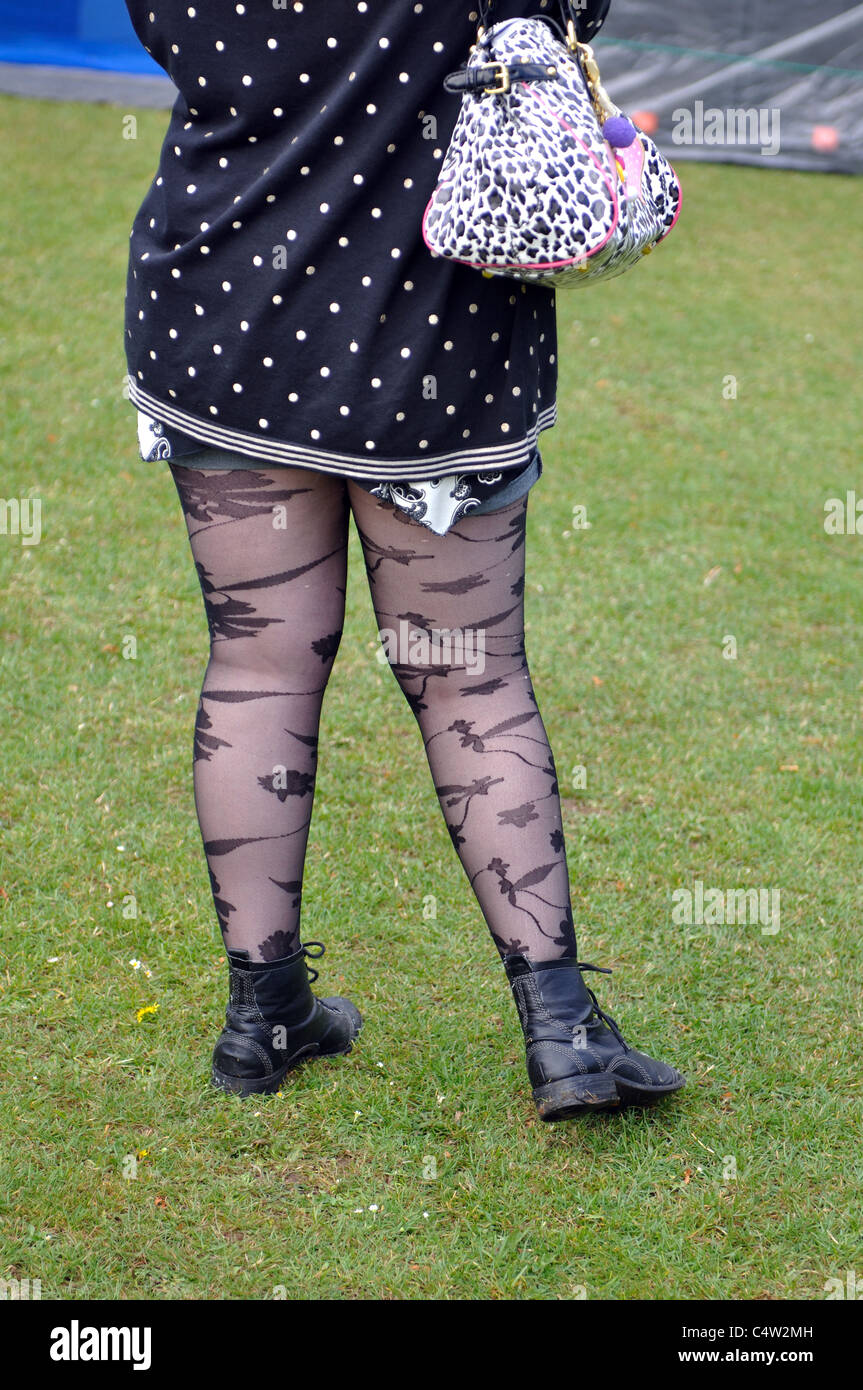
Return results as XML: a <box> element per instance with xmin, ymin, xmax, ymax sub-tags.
<box><xmin>422</xmin><ymin>0</ymin><xmax>682</xmax><ymax>289</ymax></box>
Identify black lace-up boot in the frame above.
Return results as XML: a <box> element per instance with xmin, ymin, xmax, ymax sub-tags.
<box><xmin>503</xmin><ymin>954</ymin><xmax>685</xmax><ymax>1121</ymax></box>
<box><xmin>211</xmin><ymin>941</ymin><xmax>362</xmax><ymax>1097</ymax></box>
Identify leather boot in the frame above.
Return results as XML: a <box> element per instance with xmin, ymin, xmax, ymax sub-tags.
<box><xmin>503</xmin><ymin>953</ymin><xmax>685</xmax><ymax>1121</ymax></box>
<box><xmin>211</xmin><ymin>940</ymin><xmax>362</xmax><ymax>1097</ymax></box>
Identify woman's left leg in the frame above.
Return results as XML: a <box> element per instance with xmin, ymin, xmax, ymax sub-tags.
<box><xmin>346</xmin><ymin>483</ymin><xmax>579</xmax><ymax>962</ymax></box>
<box><xmin>346</xmin><ymin>482</ymin><xmax>686</xmax><ymax>1118</ymax></box>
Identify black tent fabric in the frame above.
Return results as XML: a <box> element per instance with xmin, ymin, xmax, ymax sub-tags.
<box><xmin>595</xmin><ymin>0</ymin><xmax>863</xmax><ymax>174</ymax></box>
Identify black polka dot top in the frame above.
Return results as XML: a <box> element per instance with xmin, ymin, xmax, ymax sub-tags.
<box><xmin>123</xmin><ymin>0</ymin><xmax>559</xmax><ymax>481</ymax></box>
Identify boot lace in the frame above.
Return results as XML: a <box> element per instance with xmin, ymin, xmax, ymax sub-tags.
<box><xmin>576</xmin><ymin>961</ymin><xmax>628</xmax><ymax>1050</ymax></box>
<box><xmin>301</xmin><ymin>940</ymin><xmax>325</xmax><ymax>983</ymax></box>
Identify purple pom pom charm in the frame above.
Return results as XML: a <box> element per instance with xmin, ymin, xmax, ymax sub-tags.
<box><xmin>602</xmin><ymin>115</ymin><xmax>638</xmax><ymax>149</ymax></box>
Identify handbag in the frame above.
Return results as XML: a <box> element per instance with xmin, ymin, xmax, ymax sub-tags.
<box><xmin>422</xmin><ymin>0</ymin><xmax>682</xmax><ymax>288</ymax></box>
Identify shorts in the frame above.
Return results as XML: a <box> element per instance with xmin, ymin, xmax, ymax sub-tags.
<box><xmin>169</xmin><ymin>443</ymin><xmax>543</xmax><ymax>536</ymax></box>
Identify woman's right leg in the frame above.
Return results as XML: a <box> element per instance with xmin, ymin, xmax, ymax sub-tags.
<box><xmin>169</xmin><ymin>461</ymin><xmax>350</xmax><ymax>962</ymax></box>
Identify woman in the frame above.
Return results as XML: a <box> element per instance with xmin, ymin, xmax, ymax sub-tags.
<box><xmin>123</xmin><ymin>0</ymin><xmax>684</xmax><ymax>1120</ymax></box>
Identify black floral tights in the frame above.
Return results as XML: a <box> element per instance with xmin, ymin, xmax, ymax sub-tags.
<box><xmin>170</xmin><ymin>461</ymin><xmax>579</xmax><ymax>964</ymax></box>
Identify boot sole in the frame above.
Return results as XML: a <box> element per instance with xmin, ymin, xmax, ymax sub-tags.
<box><xmin>211</xmin><ymin>1008</ymin><xmax>363</xmax><ymax>1099</ymax></box>
<box><xmin>533</xmin><ymin>1072</ymin><xmax>621</xmax><ymax>1120</ymax></box>
<box><xmin>534</xmin><ymin>1071</ymin><xmax>686</xmax><ymax>1122</ymax></box>
<box><xmin>612</xmin><ymin>1072</ymin><xmax>687</xmax><ymax>1107</ymax></box>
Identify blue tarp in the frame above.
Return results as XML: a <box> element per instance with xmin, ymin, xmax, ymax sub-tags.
<box><xmin>0</xmin><ymin>0</ymin><xmax>161</xmax><ymax>73</ymax></box>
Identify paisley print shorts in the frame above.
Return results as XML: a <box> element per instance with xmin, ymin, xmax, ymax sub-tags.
<box><xmin>137</xmin><ymin>411</ymin><xmax>542</xmax><ymax>536</ymax></box>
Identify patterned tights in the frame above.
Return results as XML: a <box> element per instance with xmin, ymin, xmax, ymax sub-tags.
<box><xmin>169</xmin><ymin>461</ymin><xmax>579</xmax><ymax>964</ymax></box>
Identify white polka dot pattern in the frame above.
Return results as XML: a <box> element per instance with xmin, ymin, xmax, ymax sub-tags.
<box><xmin>123</xmin><ymin>0</ymin><xmax>559</xmax><ymax>480</ymax></box>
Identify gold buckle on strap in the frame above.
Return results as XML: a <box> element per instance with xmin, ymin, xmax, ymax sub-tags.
<box><xmin>484</xmin><ymin>62</ymin><xmax>511</xmax><ymax>95</ymax></box>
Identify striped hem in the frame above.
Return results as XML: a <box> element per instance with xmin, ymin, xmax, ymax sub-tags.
<box><xmin>127</xmin><ymin>378</ymin><xmax>557</xmax><ymax>480</ymax></box>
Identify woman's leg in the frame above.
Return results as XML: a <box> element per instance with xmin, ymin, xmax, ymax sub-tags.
<box><xmin>169</xmin><ymin>462</ymin><xmax>350</xmax><ymax>961</ymax></box>
<box><xmin>347</xmin><ymin>484</ymin><xmax>578</xmax><ymax>962</ymax></box>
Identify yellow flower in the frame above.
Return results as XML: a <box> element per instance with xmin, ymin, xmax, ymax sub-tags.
<box><xmin>135</xmin><ymin>1004</ymin><xmax>158</xmax><ymax>1023</ymax></box>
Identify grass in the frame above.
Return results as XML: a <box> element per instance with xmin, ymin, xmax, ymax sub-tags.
<box><xmin>0</xmin><ymin>93</ymin><xmax>861</xmax><ymax>1301</ymax></box>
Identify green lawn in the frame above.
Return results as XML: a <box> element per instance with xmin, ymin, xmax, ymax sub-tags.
<box><xmin>0</xmin><ymin>94</ymin><xmax>861</xmax><ymax>1301</ymax></box>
